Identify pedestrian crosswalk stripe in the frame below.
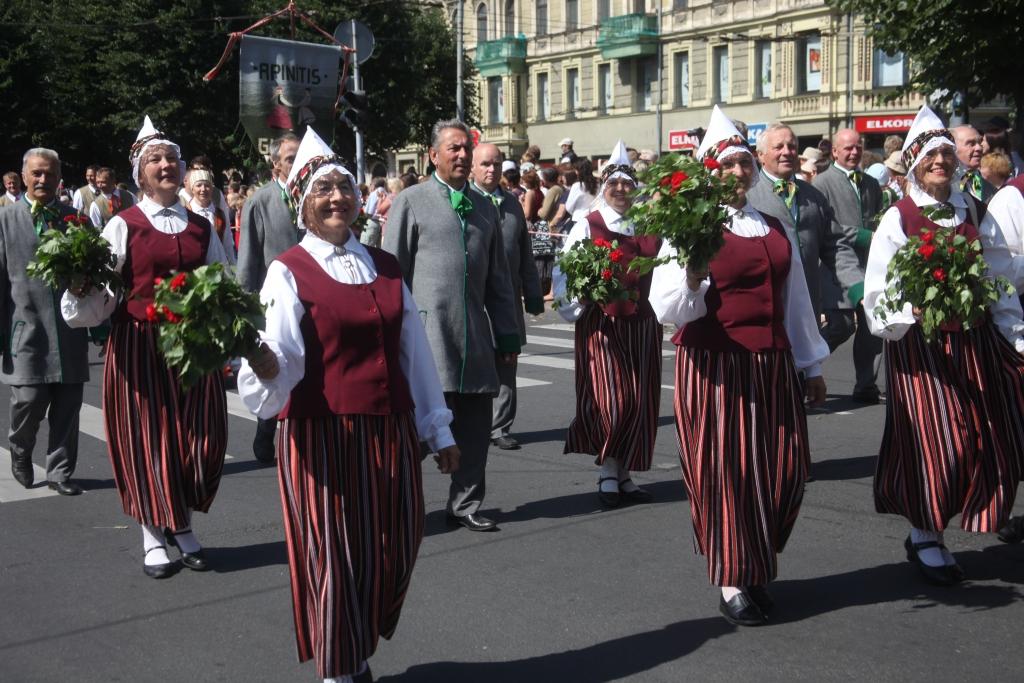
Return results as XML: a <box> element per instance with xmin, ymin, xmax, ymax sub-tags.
<box><xmin>0</xmin><ymin>447</ymin><xmax>59</xmax><ymax>503</ymax></box>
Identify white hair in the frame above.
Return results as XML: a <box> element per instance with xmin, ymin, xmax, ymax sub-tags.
<box><xmin>755</xmin><ymin>124</ymin><xmax>795</xmax><ymax>154</ymax></box>
<box><xmin>22</xmin><ymin>147</ymin><xmax>61</xmax><ymax>169</ymax></box>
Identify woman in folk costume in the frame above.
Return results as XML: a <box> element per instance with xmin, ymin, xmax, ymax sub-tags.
<box><xmin>863</xmin><ymin>105</ymin><xmax>1024</xmax><ymax>585</ymax></box>
<box><xmin>553</xmin><ymin>141</ymin><xmax>662</xmax><ymax>508</ymax></box>
<box><xmin>237</xmin><ymin>128</ymin><xmax>460</xmax><ymax>683</ymax></box>
<box><xmin>649</xmin><ymin>106</ymin><xmax>829</xmax><ymax>626</ymax></box>
<box><xmin>187</xmin><ymin>169</ymin><xmax>237</xmax><ymax>266</ymax></box>
<box><xmin>62</xmin><ymin>116</ymin><xmax>230</xmax><ymax>578</ymax></box>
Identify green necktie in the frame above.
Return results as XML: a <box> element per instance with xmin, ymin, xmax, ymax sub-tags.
<box><xmin>29</xmin><ymin>201</ymin><xmax>60</xmax><ymax>236</ymax></box>
<box><xmin>961</xmin><ymin>170</ymin><xmax>983</xmax><ymax>199</ymax></box>
<box><xmin>850</xmin><ymin>169</ymin><xmax>862</xmax><ymax>187</ymax></box>
<box><xmin>773</xmin><ymin>178</ymin><xmax>797</xmax><ymax>209</ymax></box>
<box><xmin>450</xmin><ymin>189</ymin><xmax>474</xmax><ymax>220</ymax></box>
<box><xmin>278</xmin><ymin>183</ymin><xmax>297</xmax><ymax>228</ymax></box>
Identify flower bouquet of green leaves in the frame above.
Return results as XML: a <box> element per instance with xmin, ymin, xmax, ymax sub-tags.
<box><xmin>555</xmin><ymin>237</ymin><xmax>638</xmax><ymax>315</ymax></box>
<box><xmin>150</xmin><ymin>263</ymin><xmax>266</xmax><ymax>387</ymax></box>
<box><xmin>26</xmin><ymin>214</ymin><xmax>122</xmax><ymax>294</ymax></box>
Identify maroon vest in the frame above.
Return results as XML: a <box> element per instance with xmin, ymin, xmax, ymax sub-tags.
<box><xmin>893</xmin><ymin>195</ymin><xmax>983</xmax><ymax>241</ymax></box>
<box><xmin>587</xmin><ymin>210</ymin><xmax>661</xmax><ymax>318</ymax></box>
<box><xmin>115</xmin><ymin>205</ymin><xmax>211</xmax><ymax>323</ymax></box>
<box><xmin>676</xmin><ymin>213</ymin><xmax>792</xmax><ymax>352</ymax></box>
<box><xmin>277</xmin><ymin>245</ymin><xmax>414</xmax><ymax>418</ymax></box>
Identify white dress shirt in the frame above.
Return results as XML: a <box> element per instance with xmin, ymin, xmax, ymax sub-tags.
<box><xmin>648</xmin><ymin>202</ymin><xmax>829</xmax><ymax>378</ymax></box>
<box><xmin>236</xmin><ymin>232</ymin><xmax>455</xmax><ymax>451</ymax></box>
<box><xmin>61</xmin><ymin>195</ymin><xmax>229</xmax><ymax>327</ymax></box>
<box><xmin>863</xmin><ymin>184</ymin><xmax>1024</xmax><ymax>350</ymax></box>
<box><xmin>71</xmin><ymin>184</ymin><xmax>98</xmax><ymax>211</ymax></box>
<box><xmin>984</xmin><ymin>183</ymin><xmax>1024</xmax><ymax>290</ymax></box>
<box><xmin>564</xmin><ymin>182</ymin><xmax>598</xmax><ymax>222</ymax></box>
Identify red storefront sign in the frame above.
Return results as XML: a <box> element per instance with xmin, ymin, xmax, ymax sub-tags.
<box><xmin>668</xmin><ymin>129</ymin><xmax>700</xmax><ymax>150</ymax></box>
<box><xmin>854</xmin><ymin>114</ymin><xmax>915</xmax><ymax>133</ymax></box>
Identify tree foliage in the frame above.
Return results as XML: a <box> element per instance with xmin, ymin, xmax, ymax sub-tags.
<box><xmin>0</xmin><ymin>1</ymin><xmax>477</xmax><ymax>181</ymax></box>
<box><xmin>828</xmin><ymin>0</ymin><xmax>1024</xmax><ymax>123</ymax></box>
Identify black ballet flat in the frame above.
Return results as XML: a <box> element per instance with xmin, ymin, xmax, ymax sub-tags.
<box><xmin>719</xmin><ymin>592</ymin><xmax>767</xmax><ymax>627</ymax></box>
<box><xmin>165</xmin><ymin>528</ymin><xmax>210</xmax><ymax>571</ymax></box>
<box><xmin>618</xmin><ymin>479</ymin><xmax>653</xmax><ymax>504</ymax></box>
<box><xmin>744</xmin><ymin>585</ymin><xmax>774</xmax><ymax>614</ymax></box>
<box><xmin>143</xmin><ymin>546</ymin><xmax>175</xmax><ymax>579</ymax></box>
<box><xmin>597</xmin><ymin>477</ymin><xmax>621</xmax><ymax>508</ymax></box>
<box><xmin>904</xmin><ymin>536</ymin><xmax>957</xmax><ymax>586</ymax></box>
<box><xmin>998</xmin><ymin>516</ymin><xmax>1024</xmax><ymax>544</ymax></box>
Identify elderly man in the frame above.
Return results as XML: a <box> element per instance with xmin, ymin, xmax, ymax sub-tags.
<box><xmin>384</xmin><ymin>120</ymin><xmax>521</xmax><ymax>532</ymax></box>
<box><xmin>87</xmin><ymin>167</ymin><xmax>136</xmax><ymax>228</ymax></box>
<box><xmin>0</xmin><ymin>172</ymin><xmax>22</xmax><ymax>206</ymax></box>
<box><xmin>236</xmin><ymin>132</ymin><xmax>300</xmax><ymax>465</ymax></box>
<box><xmin>749</xmin><ymin>123</ymin><xmax>841</xmax><ymax>331</ymax></box>
<box><xmin>471</xmin><ymin>143</ymin><xmax>544</xmax><ymax>450</ymax></box>
<box><xmin>813</xmin><ymin>128</ymin><xmax>883</xmax><ymax>403</ymax></box>
<box><xmin>71</xmin><ymin>164</ymin><xmax>99</xmax><ymax>213</ymax></box>
<box><xmin>0</xmin><ymin>148</ymin><xmax>90</xmax><ymax>494</ymax></box>
<box><xmin>952</xmin><ymin>125</ymin><xmax>996</xmax><ymax>203</ymax></box>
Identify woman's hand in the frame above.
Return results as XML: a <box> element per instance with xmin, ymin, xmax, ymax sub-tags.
<box><xmin>247</xmin><ymin>343</ymin><xmax>279</xmax><ymax>380</ymax></box>
<box><xmin>434</xmin><ymin>445</ymin><xmax>461</xmax><ymax>474</ymax></box>
<box><xmin>805</xmin><ymin>376</ymin><xmax>827</xmax><ymax>408</ymax></box>
<box><xmin>685</xmin><ymin>264</ymin><xmax>709</xmax><ymax>292</ymax></box>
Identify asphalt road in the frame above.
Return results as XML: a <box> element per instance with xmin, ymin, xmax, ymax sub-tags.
<box><xmin>2</xmin><ymin>308</ymin><xmax>1024</xmax><ymax>682</ymax></box>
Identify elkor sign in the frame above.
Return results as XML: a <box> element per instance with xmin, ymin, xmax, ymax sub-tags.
<box><xmin>854</xmin><ymin>114</ymin><xmax>915</xmax><ymax>133</ymax></box>
<box><xmin>668</xmin><ymin>130</ymin><xmax>701</xmax><ymax>151</ymax></box>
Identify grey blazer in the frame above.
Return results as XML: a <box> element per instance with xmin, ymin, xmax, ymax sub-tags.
<box><xmin>236</xmin><ymin>181</ymin><xmax>300</xmax><ymax>292</ymax></box>
<box><xmin>0</xmin><ymin>201</ymin><xmax>90</xmax><ymax>385</ymax></box>
<box><xmin>812</xmin><ymin>165</ymin><xmax>882</xmax><ymax>308</ymax></box>
<box><xmin>747</xmin><ymin>174</ymin><xmax>842</xmax><ymax>317</ymax></box>
<box><xmin>383</xmin><ymin>178</ymin><xmax>521</xmax><ymax>395</ymax></box>
<box><xmin>471</xmin><ymin>184</ymin><xmax>544</xmax><ymax>343</ymax></box>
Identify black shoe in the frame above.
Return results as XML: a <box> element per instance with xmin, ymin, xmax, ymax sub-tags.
<box><xmin>998</xmin><ymin>516</ymin><xmax>1024</xmax><ymax>544</ymax></box>
<box><xmin>353</xmin><ymin>662</ymin><xmax>374</xmax><ymax>683</ymax></box>
<box><xmin>10</xmin><ymin>460</ymin><xmax>33</xmax><ymax>488</ymax></box>
<box><xmin>744</xmin><ymin>585</ymin><xmax>774</xmax><ymax>614</ymax></box>
<box><xmin>904</xmin><ymin>536</ymin><xmax>957</xmax><ymax>586</ymax></box>
<box><xmin>597</xmin><ymin>476</ymin><xmax>621</xmax><ymax>508</ymax></box>
<box><xmin>165</xmin><ymin>529</ymin><xmax>210</xmax><ymax>571</ymax></box>
<box><xmin>618</xmin><ymin>479</ymin><xmax>653</xmax><ymax>504</ymax></box>
<box><xmin>851</xmin><ymin>387</ymin><xmax>881</xmax><ymax>405</ymax></box>
<box><xmin>491</xmin><ymin>435</ymin><xmax>520</xmax><ymax>450</ymax></box>
<box><xmin>445</xmin><ymin>513</ymin><xmax>498</xmax><ymax>532</ymax></box>
<box><xmin>252</xmin><ymin>441</ymin><xmax>276</xmax><ymax>465</ymax></box>
<box><xmin>47</xmin><ymin>480</ymin><xmax>82</xmax><ymax>496</ymax></box>
<box><xmin>719</xmin><ymin>592</ymin><xmax>767</xmax><ymax>626</ymax></box>
<box><xmin>143</xmin><ymin>546</ymin><xmax>175</xmax><ymax>579</ymax></box>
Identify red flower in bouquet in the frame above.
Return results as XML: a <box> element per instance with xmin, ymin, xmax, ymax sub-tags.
<box><xmin>555</xmin><ymin>238</ymin><xmax>634</xmax><ymax>309</ymax></box>
<box><xmin>169</xmin><ymin>272</ymin><xmax>188</xmax><ymax>291</ymax></box>
<box><xmin>918</xmin><ymin>243</ymin><xmax>936</xmax><ymax>259</ymax></box>
<box><xmin>921</xmin><ymin>230</ymin><xmax>935</xmax><ymax>244</ymax></box>
<box><xmin>593</xmin><ymin>238</ymin><xmax>612</xmax><ymax>249</ymax></box>
<box><xmin>601</xmin><ymin>268</ymin><xmax>613</xmax><ymax>280</ymax></box>
<box><xmin>161</xmin><ymin>306</ymin><xmax>181</xmax><ymax>324</ymax></box>
<box><xmin>153</xmin><ymin>277</ymin><xmax>164</xmax><ymax>286</ymax></box>
<box><xmin>670</xmin><ymin>171</ymin><xmax>688</xmax><ymax>190</ymax></box>
<box><xmin>932</xmin><ymin>268</ymin><xmax>946</xmax><ymax>282</ymax></box>
<box><xmin>609</xmin><ymin>249</ymin><xmax>624</xmax><ymax>263</ymax></box>
<box><xmin>145</xmin><ymin>304</ymin><xmax>159</xmax><ymax>322</ymax></box>
<box><xmin>703</xmin><ymin>158</ymin><xmax>720</xmax><ymax>170</ymax></box>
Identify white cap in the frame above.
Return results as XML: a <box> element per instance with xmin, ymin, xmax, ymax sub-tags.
<box><xmin>501</xmin><ymin>160</ymin><xmax>517</xmax><ymax>173</ymax></box>
<box><xmin>286</xmin><ymin>126</ymin><xmax>359</xmax><ymax>231</ymax></box>
<box><xmin>696</xmin><ymin>105</ymin><xmax>748</xmax><ymax>162</ymax></box>
<box><xmin>520</xmin><ymin>161</ymin><xmax>536</xmax><ymax>173</ymax></box>
<box><xmin>559</xmin><ymin>137</ymin><xmax>574</xmax><ymax>147</ymax></box>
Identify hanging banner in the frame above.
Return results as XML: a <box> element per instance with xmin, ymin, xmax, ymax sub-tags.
<box><xmin>239</xmin><ymin>35</ymin><xmax>342</xmax><ymax>156</ymax></box>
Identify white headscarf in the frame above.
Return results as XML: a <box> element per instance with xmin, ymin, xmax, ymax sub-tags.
<box><xmin>900</xmin><ymin>105</ymin><xmax>960</xmax><ymax>193</ymax></box>
<box><xmin>129</xmin><ymin>115</ymin><xmax>185</xmax><ymax>188</ymax></box>
<box><xmin>696</xmin><ymin>105</ymin><xmax>760</xmax><ymax>190</ymax></box>
<box><xmin>286</xmin><ymin>127</ymin><xmax>360</xmax><ymax>232</ymax></box>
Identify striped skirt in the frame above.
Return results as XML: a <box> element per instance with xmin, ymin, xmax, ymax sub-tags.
<box><xmin>674</xmin><ymin>347</ymin><xmax>809</xmax><ymax>587</ymax></box>
<box><xmin>564</xmin><ymin>306</ymin><xmax>662</xmax><ymax>471</ymax></box>
<box><xmin>103</xmin><ymin>320</ymin><xmax>227</xmax><ymax>529</ymax></box>
<box><xmin>278</xmin><ymin>413</ymin><xmax>424</xmax><ymax>679</ymax></box>
<box><xmin>875</xmin><ymin>323</ymin><xmax>1024</xmax><ymax>532</ymax></box>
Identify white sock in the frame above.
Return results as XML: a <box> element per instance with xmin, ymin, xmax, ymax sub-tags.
<box><xmin>721</xmin><ymin>586</ymin><xmax>743</xmax><ymax>601</ymax></box>
<box><xmin>618</xmin><ymin>469</ymin><xmax>640</xmax><ymax>493</ymax></box>
<box><xmin>910</xmin><ymin>527</ymin><xmax>945</xmax><ymax>567</ymax></box>
<box><xmin>323</xmin><ymin>677</ymin><xmax>352</xmax><ymax>683</ymax></box>
<box><xmin>599</xmin><ymin>458</ymin><xmax>620</xmax><ymax>492</ymax></box>
<box><xmin>172</xmin><ymin>529</ymin><xmax>202</xmax><ymax>554</ymax></box>
<box><xmin>141</xmin><ymin>524</ymin><xmax>169</xmax><ymax>566</ymax></box>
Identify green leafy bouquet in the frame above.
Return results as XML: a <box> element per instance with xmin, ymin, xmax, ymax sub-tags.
<box><xmin>627</xmin><ymin>153</ymin><xmax>738</xmax><ymax>274</ymax></box>
<box><xmin>26</xmin><ymin>214</ymin><xmax>122</xmax><ymax>294</ymax></box>
<box><xmin>874</xmin><ymin>211</ymin><xmax>1013</xmax><ymax>342</ymax></box>
<box><xmin>555</xmin><ymin>237</ymin><xmax>637</xmax><ymax>314</ymax></box>
<box><xmin>150</xmin><ymin>263</ymin><xmax>266</xmax><ymax>387</ymax></box>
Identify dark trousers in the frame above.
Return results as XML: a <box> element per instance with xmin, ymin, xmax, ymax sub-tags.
<box><xmin>253</xmin><ymin>416</ymin><xmax>278</xmax><ymax>461</ymax></box>
<box><xmin>821</xmin><ymin>307</ymin><xmax>882</xmax><ymax>393</ymax></box>
<box><xmin>491</xmin><ymin>358</ymin><xmax>517</xmax><ymax>439</ymax></box>
<box><xmin>8</xmin><ymin>383</ymin><xmax>84</xmax><ymax>482</ymax></box>
<box><xmin>445</xmin><ymin>392</ymin><xmax>494</xmax><ymax>517</ymax></box>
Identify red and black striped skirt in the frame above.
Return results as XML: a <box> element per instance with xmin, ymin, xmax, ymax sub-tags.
<box><xmin>875</xmin><ymin>323</ymin><xmax>1024</xmax><ymax>532</ymax></box>
<box><xmin>564</xmin><ymin>306</ymin><xmax>662</xmax><ymax>471</ymax></box>
<box><xmin>674</xmin><ymin>347</ymin><xmax>809</xmax><ymax>587</ymax></box>
<box><xmin>103</xmin><ymin>320</ymin><xmax>227</xmax><ymax>530</ymax></box>
<box><xmin>277</xmin><ymin>413</ymin><xmax>424</xmax><ymax>679</ymax></box>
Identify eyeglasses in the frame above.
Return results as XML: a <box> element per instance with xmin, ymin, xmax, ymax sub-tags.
<box><xmin>309</xmin><ymin>179</ymin><xmax>356</xmax><ymax>197</ymax></box>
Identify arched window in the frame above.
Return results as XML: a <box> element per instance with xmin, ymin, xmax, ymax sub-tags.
<box><xmin>504</xmin><ymin>0</ymin><xmax>515</xmax><ymax>37</ymax></box>
<box><xmin>477</xmin><ymin>3</ymin><xmax>488</xmax><ymax>42</ymax></box>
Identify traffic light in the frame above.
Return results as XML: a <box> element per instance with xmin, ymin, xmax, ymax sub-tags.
<box><xmin>340</xmin><ymin>89</ymin><xmax>370</xmax><ymax>130</ymax></box>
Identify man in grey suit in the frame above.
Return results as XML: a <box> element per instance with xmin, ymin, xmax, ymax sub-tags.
<box><xmin>0</xmin><ymin>148</ymin><xmax>90</xmax><ymax>495</ymax></box>
<box><xmin>470</xmin><ymin>143</ymin><xmax>544</xmax><ymax>451</ymax></box>
<box><xmin>384</xmin><ymin>120</ymin><xmax>522</xmax><ymax>532</ymax></box>
<box><xmin>236</xmin><ymin>133</ymin><xmax>300</xmax><ymax>464</ymax></box>
<box><xmin>813</xmin><ymin>128</ymin><xmax>884</xmax><ymax>403</ymax></box>
<box><xmin>749</xmin><ymin>123</ymin><xmax>842</xmax><ymax>327</ymax></box>
<box><xmin>952</xmin><ymin>125</ymin><xmax>996</xmax><ymax>204</ymax></box>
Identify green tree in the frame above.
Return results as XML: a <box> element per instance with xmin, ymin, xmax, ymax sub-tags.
<box><xmin>828</xmin><ymin>0</ymin><xmax>1024</xmax><ymax>125</ymax></box>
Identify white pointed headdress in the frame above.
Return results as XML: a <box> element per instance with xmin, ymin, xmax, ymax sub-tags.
<box><xmin>286</xmin><ymin>127</ymin><xmax>359</xmax><ymax>231</ymax></box>
<box><xmin>129</xmin><ymin>115</ymin><xmax>183</xmax><ymax>187</ymax></box>
<box><xmin>900</xmin><ymin>105</ymin><xmax>958</xmax><ymax>191</ymax></box>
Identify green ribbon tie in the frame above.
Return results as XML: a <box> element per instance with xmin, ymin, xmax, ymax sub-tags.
<box><xmin>30</xmin><ymin>201</ymin><xmax>60</xmax><ymax>236</ymax></box>
<box><xmin>773</xmin><ymin>178</ymin><xmax>797</xmax><ymax>210</ymax></box>
<box><xmin>450</xmin><ymin>189</ymin><xmax>474</xmax><ymax>220</ymax></box>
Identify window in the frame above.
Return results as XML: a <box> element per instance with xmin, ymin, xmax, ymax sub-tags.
<box><xmin>632</xmin><ymin>0</ymin><xmax>645</xmax><ymax>12</ymax></box>
<box><xmin>537</xmin><ymin>72</ymin><xmax>550</xmax><ymax>120</ymax></box>
<box><xmin>755</xmin><ymin>41</ymin><xmax>772</xmax><ymax>99</ymax></box>
<box><xmin>566</xmin><ymin>68</ymin><xmax>580</xmax><ymax>115</ymax></box>
<box><xmin>536</xmin><ymin>0</ymin><xmax>548</xmax><ymax>35</ymax></box>
<box><xmin>672</xmin><ymin>0</ymin><xmax>687</xmax><ymax>9</ymax></box>
<box><xmin>488</xmin><ymin>77</ymin><xmax>505</xmax><ymax>125</ymax></box>
<box><xmin>598</xmin><ymin>63</ymin><xmax>612</xmax><ymax>113</ymax></box>
<box><xmin>798</xmin><ymin>34</ymin><xmax>822</xmax><ymax>93</ymax></box>
<box><xmin>477</xmin><ymin>3</ymin><xmax>488</xmax><ymax>42</ymax></box>
<box><xmin>504</xmin><ymin>0</ymin><xmax>515</xmax><ymax>36</ymax></box>
<box><xmin>636</xmin><ymin>56</ymin><xmax>657</xmax><ymax>112</ymax></box>
<box><xmin>713</xmin><ymin>46</ymin><xmax>729</xmax><ymax>103</ymax></box>
<box><xmin>674</xmin><ymin>51</ymin><xmax>689</xmax><ymax>107</ymax></box>
<box><xmin>566</xmin><ymin>0</ymin><xmax>579</xmax><ymax>31</ymax></box>
<box><xmin>874</xmin><ymin>48</ymin><xmax>906</xmax><ymax>87</ymax></box>
<box><xmin>597</xmin><ymin>0</ymin><xmax>610</xmax><ymax>21</ymax></box>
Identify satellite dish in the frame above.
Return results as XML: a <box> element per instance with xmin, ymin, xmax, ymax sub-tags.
<box><xmin>333</xmin><ymin>20</ymin><xmax>375</xmax><ymax>65</ymax></box>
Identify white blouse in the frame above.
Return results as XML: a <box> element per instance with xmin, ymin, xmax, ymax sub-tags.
<box><xmin>984</xmin><ymin>183</ymin><xmax>1024</xmax><ymax>290</ymax></box>
<box><xmin>552</xmin><ymin>204</ymin><xmax>635</xmax><ymax>323</ymax></box>
<box><xmin>62</xmin><ymin>195</ymin><xmax>229</xmax><ymax>328</ymax></box>
<box><xmin>235</xmin><ymin>232</ymin><xmax>455</xmax><ymax>452</ymax></box>
<box><xmin>189</xmin><ymin>199</ymin><xmax>238</xmax><ymax>266</ymax></box>
<box><xmin>864</xmin><ymin>184</ymin><xmax>1024</xmax><ymax>351</ymax></box>
<box><xmin>648</xmin><ymin>202</ymin><xmax>830</xmax><ymax>378</ymax></box>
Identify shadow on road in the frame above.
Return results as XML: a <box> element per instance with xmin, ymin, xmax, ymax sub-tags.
<box><xmin>513</xmin><ymin>416</ymin><xmax>675</xmax><ymax>446</ymax></box>
<box><xmin>376</xmin><ymin>616</ymin><xmax>733</xmax><ymax>682</ymax></box>
<box><xmin>809</xmin><ymin>454</ymin><xmax>877</xmax><ymax>481</ymax></box>
<box><xmin>209</xmin><ymin>540</ymin><xmax>287</xmax><ymax>573</ymax></box>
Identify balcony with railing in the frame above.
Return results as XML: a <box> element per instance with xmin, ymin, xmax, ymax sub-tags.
<box><xmin>474</xmin><ymin>36</ymin><xmax>528</xmax><ymax>77</ymax></box>
<box><xmin>596</xmin><ymin>13</ymin><xmax>659</xmax><ymax>60</ymax></box>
